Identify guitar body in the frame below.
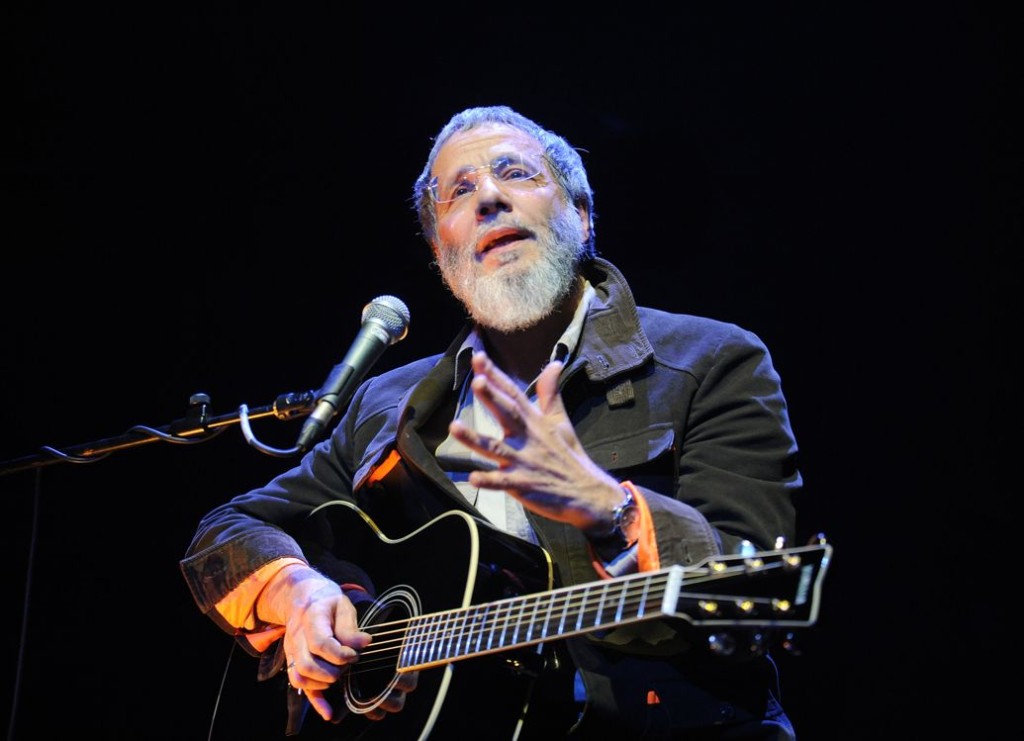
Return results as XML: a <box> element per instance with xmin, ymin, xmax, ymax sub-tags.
<box><xmin>299</xmin><ymin>501</ymin><xmax>579</xmax><ymax>740</ymax></box>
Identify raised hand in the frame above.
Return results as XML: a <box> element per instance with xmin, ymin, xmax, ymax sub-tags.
<box><xmin>448</xmin><ymin>350</ymin><xmax>623</xmax><ymax>534</ymax></box>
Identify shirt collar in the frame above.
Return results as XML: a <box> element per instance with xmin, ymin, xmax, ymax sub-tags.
<box><xmin>453</xmin><ymin>280</ymin><xmax>596</xmax><ymax>391</ymax></box>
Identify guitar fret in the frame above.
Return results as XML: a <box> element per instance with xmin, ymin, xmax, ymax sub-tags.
<box><xmin>509</xmin><ymin>597</ymin><xmax>523</xmax><ymax>644</ymax></box>
<box><xmin>496</xmin><ymin>601</ymin><xmax>511</xmax><ymax>649</ymax></box>
<box><xmin>412</xmin><ymin>613</ymin><xmax>427</xmax><ymax>665</ymax></box>
<box><xmin>442</xmin><ymin>610</ymin><xmax>459</xmax><ymax>661</ymax></box>
<box><xmin>523</xmin><ymin>594</ymin><xmax>541</xmax><ymax>642</ymax></box>
<box><xmin>472</xmin><ymin>604</ymin><xmax>487</xmax><ymax>655</ymax></box>
<box><xmin>558</xmin><ymin>589</ymin><xmax>571</xmax><ymax>635</ymax></box>
<box><xmin>407</xmin><ymin>615</ymin><xmax>426</xmax><ymax>667</ymax></box>
<box><xmin>594</xmin><ymin>580</ymin><xmax>610</xmax><ymax>626</ymax></box>
<box><xmin>450</xmin><ymin>609</ymin><xmax>467</xmax><ymax>658</ymax></box>
<box><xmin>425</xmin><ymin>612</ymin><xmax>443</xmax><ymax>663</ymax></box>
<box><xmin>614</xmin><ymin>580</ymin><xmax>629</xmax><ymax>622</ymax></box>
<box><xmin>486</xmin><ymin>603</ymin><xmax>499</xmax><ymax>652</ymax></box>
<box><xmin>638</xmin><ymin>574</ymin><xmax>652</xmax><ymax>618</ymax></box>
<box><xmin>528</xmin><ymin>589</ymin><xmax>544</xmax><ymax>642</ymax></box>
<box><xmin>460</xmin><ymin>607</ymin><xmax>475</xmax><ymax>656</ymax></box>
<box><xmin>398</xmin><ymin>618</ymin><xmax>416</xmax><ymax>669</ymax></box>
<box><xmin>503</xmin><ymin>597</ymin><xmax>520</xmax><ymax>646</ymax></box>
<box><xmin>541</xmin><ymin>589</ymin><xmax>556</xmax><ymax>639</ymax></box>
<box><xmin>574</xmin><ymin>584</ymin><xmax>591</xmax><ymax>631</ymax></box>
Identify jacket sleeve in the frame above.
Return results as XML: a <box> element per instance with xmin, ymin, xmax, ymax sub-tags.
<box><xmin>654</xmin><ymin>323</ymin><xmax>801</xmax><ymax>563</ymax></box>
<box><xmin>178</xmin><ymin>404</ymin><xmax>364</xmax><ymax>644</ymax></box>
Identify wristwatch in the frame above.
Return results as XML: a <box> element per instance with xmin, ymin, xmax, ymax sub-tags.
<box><xmin>590</xmin><ymin>484</ymin><xmax>639</xmax><ymax>556</ymax></box>
<box><xmin>610</xmin><ymin>485</ymin><xmax>639</xmax><ymax>545</ymax></box>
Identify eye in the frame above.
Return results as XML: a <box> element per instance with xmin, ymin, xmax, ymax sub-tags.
<box><xmin>494</xmin><ymin>157</ymin><xmax>532</xmax><ymax>182</ymax></box>
<box><xmin>501</xmin><ymin>166</ymin><xmax>531</xmax><ymax>181</ymax></box>
<box><xmin>449</xmin><ymin>178</ymin><xmax>475</xmax><ymax>200</ymax></box>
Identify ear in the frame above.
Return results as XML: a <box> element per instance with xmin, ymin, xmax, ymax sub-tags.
<box><xmin>576</xmin><ymin>204</ymin><xmax>591</xmax><ymax>243</ymax></box>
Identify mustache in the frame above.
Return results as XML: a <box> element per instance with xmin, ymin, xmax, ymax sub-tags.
<box><xmin>474</xmin><ymin>220</ymin><xmax>532</xmax><ymax>242</ymax></box>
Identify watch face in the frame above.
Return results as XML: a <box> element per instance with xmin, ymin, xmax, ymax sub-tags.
<box><xmin>619</xmin><ymin>505</ymin><xmax>639</xmax><ymax>528</ymax></box>
<box><xmin>618</xmin><ymin>503</ymin><xmax>640</xmax><ymax>545</ymax></box>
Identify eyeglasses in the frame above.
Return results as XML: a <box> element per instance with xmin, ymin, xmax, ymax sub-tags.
<box><xmin>428</xmin><ymin>153</ymin><xmax>546</xmax><ymax>205</ymax></box>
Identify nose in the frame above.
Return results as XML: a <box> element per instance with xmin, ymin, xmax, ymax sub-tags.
<box><xmin>474</xmin><ymin>172</ymin><xmax>512</xmax><ymax>219</ymax></box>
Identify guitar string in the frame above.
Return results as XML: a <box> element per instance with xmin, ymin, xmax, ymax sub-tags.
<box><xmin>343</xmin><ymin>557</ymin><xmax>797</xmax><ymax>678</ymax></box>
<box><xmin>350</xmin><ymin>560</ymin><xmax>787</xmax><ymax>673</ymax></box>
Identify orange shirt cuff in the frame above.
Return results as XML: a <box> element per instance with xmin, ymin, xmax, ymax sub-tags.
<box><xmin>213</xmin><ymin>556</ymin><xmax>307</xmax><ymax>632</ymax></box>
<box><xmin>622</xmin><ymin>481</ymin><xmax>661</xmax><ymax>573</ymax></box>
<box><xmin>590</xmin><ymin>481</ymin><xmax>660</xmax><ymax>578</ymax></box>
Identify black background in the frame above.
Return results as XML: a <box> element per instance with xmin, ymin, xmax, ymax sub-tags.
<box><xmin>3</xmin><ymin>3</ymin><xmax>1015</xmax><ymax>739</ymax></box>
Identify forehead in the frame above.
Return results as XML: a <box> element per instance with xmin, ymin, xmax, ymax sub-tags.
<box><xmin>433</xmin><ymin>123</ymin><xmax>542</xmax><ymax>175</ymax></box>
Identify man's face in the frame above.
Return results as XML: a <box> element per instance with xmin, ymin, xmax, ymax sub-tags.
<box><xmin>430</xmin><ymin>123</ymin><xmax>589</xmax><ymax>332</ymax></box>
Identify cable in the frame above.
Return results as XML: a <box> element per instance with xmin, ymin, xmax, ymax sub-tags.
<box><xmin>207</xmin><ymin>640</ymin><xmax>238</xmax><ymax>741</ymax></box>
<box><xmin>7</xmin><ymin>469</ymin><xmax>42</xmax><ymax>741</ymax></box>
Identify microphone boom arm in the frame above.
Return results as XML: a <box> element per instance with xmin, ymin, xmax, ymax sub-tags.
<box><xmin>2</xmin><ymin>296</ymin><xmax>411</xmax><ymax>476</ymax></box>
<box><xmin>0</xmin><ymin>389</ymin><xmax>317</xmax><ymax>477</ymax></box>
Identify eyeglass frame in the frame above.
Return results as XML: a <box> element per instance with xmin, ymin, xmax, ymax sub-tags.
<box><xmin>427</xmin><ymin>152</ymin><xmax>549</xmax><ymax>206</ymax></box>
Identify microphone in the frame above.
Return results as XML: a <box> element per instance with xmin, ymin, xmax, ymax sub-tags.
<box><xmin>295</xmin><ymin>295</ymin><xmax>410</xmax><ymax>452</ymax></box>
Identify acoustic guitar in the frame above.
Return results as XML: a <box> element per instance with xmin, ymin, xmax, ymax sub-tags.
<box><xmin>298</xmin><ymin>500</ymin><xmax>831</xmax><ymax>740</ymax></box>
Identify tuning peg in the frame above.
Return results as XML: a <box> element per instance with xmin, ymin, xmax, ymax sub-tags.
<box><xmin>738</xmin><ymin>537</ymin><xmax>790</xmax><ymax>554</ymax></box>
<box><xmin>708</xmin><ymin>631</ymin><xmax>769</xmax><ymax>658</ymax></box>
<box><xmin>779</xmin><ymin>631</ymin><xmax>803</xmax><ymax>656</ymax></box>
<box><xmin>747</xmin><ymin>631</ymin><xmax>767</xmax><ymax>656</ymax></box>
<box><xmin>707</xmin><ymin>632</ymin><xmax>737</xmax><ymax>656</ymax></box>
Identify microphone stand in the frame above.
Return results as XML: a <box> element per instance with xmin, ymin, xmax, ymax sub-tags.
<box><xmin>0</xmin><ymin>389</ymin><xmax>317</xmax><ymax>477</ymax></box>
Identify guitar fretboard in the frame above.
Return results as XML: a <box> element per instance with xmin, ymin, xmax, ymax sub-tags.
<box><xmin>397</xmin><ymin>564</ymin><xmax>686</xmax><ymax>670</ymax></box>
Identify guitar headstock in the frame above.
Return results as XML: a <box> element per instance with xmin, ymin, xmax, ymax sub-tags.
<box><xmin>668</xmin><ymin>538</ymin><xmax>832</xmax><ymax>629</ymax></box>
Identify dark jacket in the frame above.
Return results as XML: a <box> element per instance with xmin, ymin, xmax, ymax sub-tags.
<box><xmin>181</xmin><ymin>257</ymin><xmax>801</xmax><ymax>739</ymax></box>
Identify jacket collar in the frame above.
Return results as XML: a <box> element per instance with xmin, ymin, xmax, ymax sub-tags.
<box><xmin>401</xmin><ymin>256</ymin><xmax>653</xmax><ymax>425</ymax></box>
<box><xmin>574</xmin><ymin>257</ymin><xmax>654</xmax><ymax>382</ymax></box>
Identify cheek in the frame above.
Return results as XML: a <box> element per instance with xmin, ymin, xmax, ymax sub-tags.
<box><xmin>521</xmin><ymin>187</ymin><xmax>563</xmax><ymax>224</ymax></box>
<box><xmin>433</xmin><ymin>215</ymin><xmax>470</xmax><ymax>263</ymax></box>
<box><xmin>435</xmin><ymin>212</ymin><xmax>467</xmax><ymax>249</ymax></box>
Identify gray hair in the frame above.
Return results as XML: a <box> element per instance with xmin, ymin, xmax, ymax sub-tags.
<box><xmin>412</xmin><ymin>105</ymin><xmax>596</xmax><ymax>258</ymax></box>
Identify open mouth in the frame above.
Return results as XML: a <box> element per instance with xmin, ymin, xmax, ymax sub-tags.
<box><xmin>478</xmin><ymin>227</ymin><xmax>531</xmax><ymax>254</ymax></box>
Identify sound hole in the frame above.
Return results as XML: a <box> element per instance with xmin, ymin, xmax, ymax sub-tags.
<box><xmin>345</xmin><ymin>586</ymin><xmax>420</xmax><ymax>713</ymax></box>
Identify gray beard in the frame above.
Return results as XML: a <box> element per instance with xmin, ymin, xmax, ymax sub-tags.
<box><xmin>436</xmin><ymin>208</ymin><xmax>586</xmax><ymax>333</ymax></box>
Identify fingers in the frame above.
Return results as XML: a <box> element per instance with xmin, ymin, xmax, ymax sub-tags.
<box><xmin>287</xmin><ymin>652</ymin><xmax>415</xmax><ymax>724</ymax></box>
<box><xmin>286</xmin><ymin>638</ymin><xmax>366</xmax><ymax>722</ymax></box>
<box><xmin>468</xmin><ymin>351</ymin><xmax>566</xmax><ymax>433</ymax></box>
<box><xmin>365</xmin><ymin>671</ymin><xmax>420</xmax><ymax>721</ymax></box>
<box><xmin>449</xmin><ymin>350</ymin><xmax>573</xmax><ymax>473</ymax></box>
<box><xmin>469</xmin><ymin>351</ymin><xmax>526</xmax><ymax>401</ymax></box>
<box><xmin>449</xmin><ymin>420</ymin><xmax>519</xmax><ymax>465</ymax></box>
<box><xmin>468</xmin><ymin>373</ymin><xmax>523</xmax><ymax>435</ymax></box>
<box><xmin>396</xmin><ymin>670</ymin><xmax>419</xmax><ymax>693</ymax></box>
<box><xmin>304</xmin><ymin>689</ymin><xmax>336</xmax><ymax>722</ymax></box>
<box><xmin>285</xmin><ymin>657</ymin><xmax>338</xmax><ymax>722</ymax></box>
<box><xmin>469</xmin><ymin>352</ymin><xmax>530</xmax><ymax>423</ymax></box>
<box><xmin>284</xmin><ymin>592</ymin><xmax>374</xmax><ymax>721</ymax></box>
<box><xmin>533</xmin><ymin>357</ymin><xmax>567</xmax><ymax>415</ymax></box>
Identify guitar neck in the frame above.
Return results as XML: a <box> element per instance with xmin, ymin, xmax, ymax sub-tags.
<box><xmin>393</xmin><ymin>543</ymin><xmax>828</xmax><ymax>671</ymax></box>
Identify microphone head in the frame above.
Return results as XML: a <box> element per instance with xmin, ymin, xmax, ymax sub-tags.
<box><xmin>362</xmin><ymin>295</ymin><xmax>410</xmax><ymax>345</ymax></box>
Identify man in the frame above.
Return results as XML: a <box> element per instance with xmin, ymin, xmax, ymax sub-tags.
<box><xmin>181</xmin><ymin>105</ymin><xmax>804</xmax><ymax>739</ymax></box>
